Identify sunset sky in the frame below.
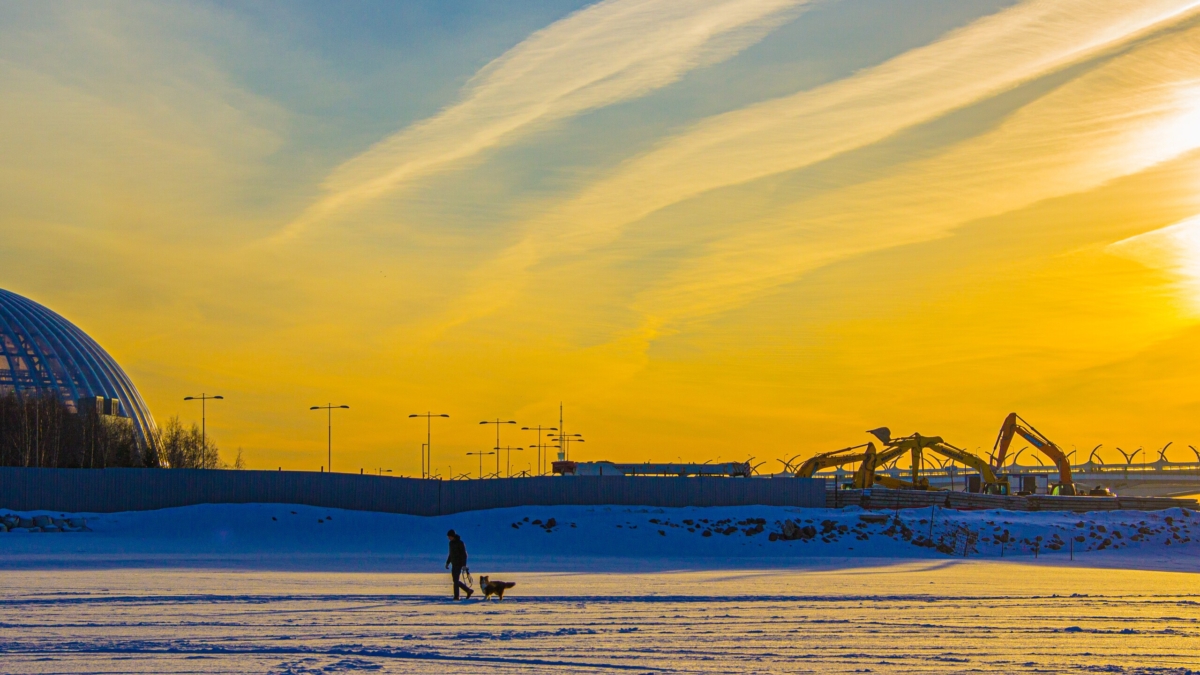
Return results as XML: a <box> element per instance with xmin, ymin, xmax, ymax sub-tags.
<box><xmin>3</xmin><ymin>0</ymin><xmax>1200</xmax><ymax>475</ymax></box>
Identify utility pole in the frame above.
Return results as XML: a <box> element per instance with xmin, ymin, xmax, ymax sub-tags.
<box><xmin>310</xmin><ymin>404</ymin><xmax>349</xmax><ymax>472</ymax></box>
<box><xmin>409</xmin><ymin>412</ymin><xmax>449</xmax><ymax>478</ymax></box>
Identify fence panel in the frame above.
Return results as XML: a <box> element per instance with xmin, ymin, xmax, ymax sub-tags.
<box><xmin>0</xmin><ymin>468</ymin><xmax>825</xmax><ymax>515</ymax></box>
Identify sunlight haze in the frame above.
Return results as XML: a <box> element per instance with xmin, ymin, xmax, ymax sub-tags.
<box><xmin>4</xmin><ymin>0</ymin><xmax>1200</xmax><ymax>474</ymax></box>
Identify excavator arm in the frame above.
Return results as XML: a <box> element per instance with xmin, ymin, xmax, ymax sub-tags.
<box><xmin>873</xmin><ymin>432</ymin><xmax>1009</xmax><ymax>494</ymax></box>
<box><xmin>797</xmin><ymin>431</ymin><xmax>1010</xmax><ymax>494</ymax></box>
<box><xmin>794</xmin><ymin>443</ymin><xmax>875</xmax><ymax>479</ymax></box>
<box><xmin>927</xmin><ymin>442</ymin><xmax>1001</xmax><ymax>485</ymax></box>
<box><xmin>993</xmin><ymin>412</ymin><xmax>1073</xmax><ymax>490</ymax></box>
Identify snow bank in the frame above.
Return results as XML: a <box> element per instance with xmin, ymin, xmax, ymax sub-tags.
<box><xmin>1</xmin><ymin>503</ymin><xmax>1197</xmax><ymax>573</ymax></box>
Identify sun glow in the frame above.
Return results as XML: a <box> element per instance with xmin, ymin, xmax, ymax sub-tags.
<box><xmin>1109</xmin><ymin>213</ymin><xmax>1200</xmax><ymax>314</ymax></box>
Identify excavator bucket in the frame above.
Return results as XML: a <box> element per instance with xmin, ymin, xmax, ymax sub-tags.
<box><xmin>866</xmin><ymin>427</ymin><xmax>892</xmax><ymax>444</ymax></box>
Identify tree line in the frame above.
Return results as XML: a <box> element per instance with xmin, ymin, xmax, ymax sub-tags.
<box><xmin>0</xmin><ymin>392</ymin><xmax>243</xmax><ymax>469</ymax></box>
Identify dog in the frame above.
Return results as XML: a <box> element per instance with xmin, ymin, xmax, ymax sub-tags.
<box><xmin>479</xmin><ymin>576</ymin><xmax>516</xmax><ymax>601</ymax></box>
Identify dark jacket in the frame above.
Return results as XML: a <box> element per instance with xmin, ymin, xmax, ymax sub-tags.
<box><xmin>447</xmin><ymin>537</ymin><xmax>467</xmax><ymax>567</ymax></box>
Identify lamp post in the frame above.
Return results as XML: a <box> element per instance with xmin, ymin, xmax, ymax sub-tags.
<box><xmin>548</xmin><ymin>433</ymin><xmax>584</xmax><ymax>461</ymax></box>
<box><xmin>310</xmin><ymin>404</ymin><xmax>349</xmax><ymax>472</ymax></box>
<box><xmin>183</xmin><ymin>394</ymin><xmax>223</xmax><ymax>453</ymax></box>
<box><xmin>521</xmin><ymin>425</ymin><xmax>558</xmax><ymax>475</ymax></box>
<box><xmin>480</xmin><ymin>419</ymin><xmax>516</xmax><ymax>477</ymax></box>
<box><xmin>501</xmin><ymin>446</ymin><xmax>524</xmax><ymax>477</ymax></box>
<box><xmin>409</xmin><ymin>412</ymin><xmax>449</xmax><ymax>479</ymax></box>
<box><xmin>466</xmin><ymin>451</ymin><xmax>495</xmax><ymax>479</ymax></box>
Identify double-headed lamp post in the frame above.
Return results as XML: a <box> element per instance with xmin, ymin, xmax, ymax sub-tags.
<box><xmin>466</xmin><ymin>451</ymin><xmax>496</xmax><ymax>479</ymax></box>
<box><xmin>502</xmin><ymin>446</ymin><xmax>524</xmax><ymax>477</ymax></box>
<box><xmin>521</xmin><ymin>425</ymin><xmax>558</xmax><ymax>476</ymax></box>
<box><xmin>310</xmin><ymin>404</ymin><xmax>349</xmax><ymax>472</ymax></box>
<box><xmin>480</xmin><ymin>419</ymin><xmax>516</xmax><ymax>477</ymax></box>
<box><xmin>409</xmin><ymin>412</ymin><xmax>449</xmax><ymax>479</ymax></box>
<box><xmin>183</xmin><ymin>394</ymin><xmax>223</xmax><ymax>452</ymax></box>
<box><xmin>549</xmin><ymin>433</ymin><xmax>584</xmax><ymax>462</ymax></box>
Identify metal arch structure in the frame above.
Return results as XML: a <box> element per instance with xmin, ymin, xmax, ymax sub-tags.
<box><xmin>0</xmin><ymin>288</ymin><xmax>158</xmax><ymax>454</ymax></box>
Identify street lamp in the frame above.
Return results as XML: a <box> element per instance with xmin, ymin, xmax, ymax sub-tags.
<box><xmin>466</xmin><ymin>451</ymin><xmax>496</xmax><ymax>479</ymax></box>
<box><xmin>548</xmin><ymin>433</ymin><xmax>583</xmax><ymax>461</ymax></box>
<box><xmin>480</xmin><ymin>419</ymin><xmax>516</xmax><ymax>477</ymax></box>
<box><xmin>310</xmin><ymin>404</ymin><xmax>349</xmax><ymax>472</ymax></box>
<box><xmin>409</xmin><ymin>412</ymin><xmax>449</xmax><ymax>479</ymax></box>
<box><xmin>521</xmin><ymin>425</ymin><xmax>558</xmax><ymax>476</ymax></box>
<box><xmin>501</xmin><ymin>446</ymin><xmax>524</xmax><ymax>477</ymax></box>
<box><xmin>183</xmin><ymin>394</ymin><xmax>223</xmax><ymax>453</ymax></box>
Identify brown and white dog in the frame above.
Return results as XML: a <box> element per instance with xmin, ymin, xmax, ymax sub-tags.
<box><xmin>479</xmin><ymin>576</ymin><xmax>516</xmax><ymax>601</ymax></box>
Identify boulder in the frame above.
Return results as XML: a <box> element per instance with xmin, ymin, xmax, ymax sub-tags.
<box><xmin>32</xmin><ymin>515</ymin><xmax>51</xmax><ymax>528</ymax></box>
<box><xmin>779</xmin><ymin>520</ymin><xmax>817</xmax><ymax>541</ymax></box>
<box><xmin>0</xmin><ymin>524</ymin><xmax>7</xmax><ymax>532</ymax></box>
<box><xmin>18</xmin><ymin>517</ymin><xmax>34</xmax><ymax>528</ymax></box>
<box><xmin>781</xmin><ymin>520</ymin><xmax>800</xmax><ymax>540</ymax></box>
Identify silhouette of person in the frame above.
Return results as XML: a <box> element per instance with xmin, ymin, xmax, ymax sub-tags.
<box><xmin>445</xmin><ymin>529</ymin><xmax>472</xmax><ymax>600</ymax></box>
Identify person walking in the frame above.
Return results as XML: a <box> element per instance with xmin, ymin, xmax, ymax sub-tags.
<box><xmin>445</xmin><ymin>529</ymin><xmax>472</xmax><ymax>600</ymax></box>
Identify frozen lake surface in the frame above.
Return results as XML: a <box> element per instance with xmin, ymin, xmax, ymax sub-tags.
<box><xmin>3</xmin><ymin>564</ymin><xmax>1200</xmax><ymax>674</ymax></box>
<box><xmin>2</xmin><ymin>503</ymin><xmax>1199</xmax><ymax>673</ymax></box>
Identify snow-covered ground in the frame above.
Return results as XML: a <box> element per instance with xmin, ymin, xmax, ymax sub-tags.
<box><xmin>3</xmin><ymin>504</ymin><xmax>1199</xmax><ymax>674</ymax></box>
<box><xmin>1</xmin><ymin>502</ymin><xmax>1197</xmax><ymax>572</ymax></box>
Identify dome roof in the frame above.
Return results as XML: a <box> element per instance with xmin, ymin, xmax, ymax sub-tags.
<box><xmin>0</xmin><ymin>288</ymin><xmax>157</xmax><ymax>449</ymax></box>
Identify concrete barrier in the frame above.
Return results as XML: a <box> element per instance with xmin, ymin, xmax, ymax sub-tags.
<box><xmin>0</xmin><ymin>468</ymin><xmax>825</xmax><ymax>515</ymax></box>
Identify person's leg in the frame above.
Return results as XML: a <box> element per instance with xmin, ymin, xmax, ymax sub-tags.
<box><xmin>451</xmin><ymin>565</ymin><xmax>463</xmax><ymax>599</ymax></box>
<box><xmin>453</xmin><ymin>565</ymin><xmax>472</xmax><ymax>598</ymax></box>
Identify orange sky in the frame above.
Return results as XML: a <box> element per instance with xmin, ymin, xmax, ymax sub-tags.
<box><xmin>3</xmin><ymin>0</ymin><xmax>1200</xmax><ymax>475</ymax></box>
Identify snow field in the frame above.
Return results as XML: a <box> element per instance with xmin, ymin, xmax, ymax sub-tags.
<box><xmin>1</xmin><ymin>502</ymin><xmax>1197</xmax><ymax>571</ymax></box>
<box><xmin>3</xmin><ymin>503</ymin><xmax>1200</xmax><ymax>673</ymax></box>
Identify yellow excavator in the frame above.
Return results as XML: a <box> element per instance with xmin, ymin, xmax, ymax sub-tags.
<box><xmin>992</xmin><ymin>412</ymin><xmax>1112</xmax><ymax>496</ymax></box>
<box><xmin>794</xmin><ymin>442</ymin><xmax>916</xmax><ymax>488</ymax></box>
<box><xmin>794</xmin><ymin>434</ymin><xmax>957</xmax><ymax>490</ymax></box>
<box><xmin>795</xmin><ymin>429</ymin><xmax>1010</xmax><ymax>494</ymax></box>
<box><xmin>794</xmin><ymin>443</ymin><xmax>879</xmax><ymax>488</ymax></box>
<box><xmin>866</xmin><ymin>428</ymin><xmax>1011</xmax><ymax>495</ymax></box>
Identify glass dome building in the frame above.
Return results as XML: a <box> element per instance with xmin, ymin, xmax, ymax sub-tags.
<box><xmin>0</xmin><ymin>288</ymin><xmax>158</xmax><ymax>450</ymax></box>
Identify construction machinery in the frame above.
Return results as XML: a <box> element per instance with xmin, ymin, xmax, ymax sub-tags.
<box><xmin>993</xmin><ymin>412</ymin><xmax>1078</xmax><ymax>495</ymax></box>
<box><xmin>792</xmin><ymin>436</ymin><xmax>948</xmax><ymax>491</ymax></box>
<box><xmin>867</xmin><ymin>428</ymin><xmax>1011</xmax><ymax>495</ymax></box>
<box><xmin>795</xmin><ymin>428</ymin><xmax>1011</xmax><ymax>494</ymax></box>
<box><xmin>794</xmin><ymin>443</ymin><xmax>890</xmax><ymax>488</ymax></box>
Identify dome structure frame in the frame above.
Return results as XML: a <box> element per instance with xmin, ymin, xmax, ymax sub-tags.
<box><xmin>0</xmin><ymin>288</ymin><xmax>158</xmax><ymax>453</ymax></box>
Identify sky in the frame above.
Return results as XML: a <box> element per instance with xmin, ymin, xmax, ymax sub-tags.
<box><xmin>3</xmin><ymin>0</ymin><xmax>1200</xmax><ymax>475</ymax></box>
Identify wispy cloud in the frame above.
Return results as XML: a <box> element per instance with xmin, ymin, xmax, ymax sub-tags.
<box><xmin>634</xmin><ymin>26</ymin><xmax>1200</xmax><ymax>327</ymax></box>
<box><xmin>538</xmin><ymin>0</ymin><xmax>1200</xmax><ymax>247</ymax></box>
<box><xmin>448</xmin><ymin>0</ymin><xmax>1200</xmax><ymax>330</ymax></box>
<box><xmin>277</xmin><ymin>0</ymin><xmax>809</xmax><ymax>239</ymax></box>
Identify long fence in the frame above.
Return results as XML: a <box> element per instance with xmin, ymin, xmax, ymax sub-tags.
<box><xmin>0</xmin><ymin>468</ymin><xmax>826</xmax><ymax>515</ymax></box>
